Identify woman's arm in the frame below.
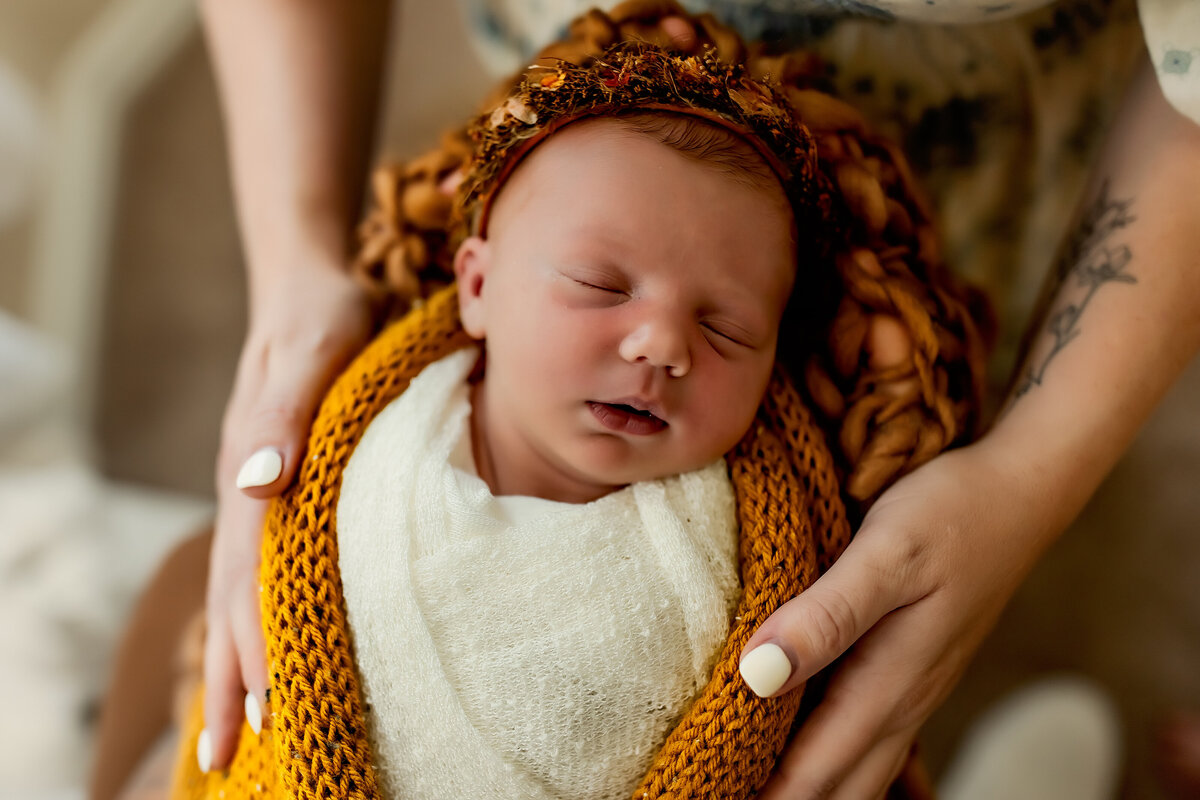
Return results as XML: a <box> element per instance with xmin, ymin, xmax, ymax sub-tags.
<box><xmin>742</xmin><ymin>58</ymin><xmax>1200</xmax><ymax>799</ymax></box>
<box><xmin>197</xmin><ymin>0</ymin><xmax>391</xmax><ymax>772</ymax></box>
<box><xmin>201</xmin><ymin>0</ymin><xmax>391</xmax><ymax>296</ymax></box>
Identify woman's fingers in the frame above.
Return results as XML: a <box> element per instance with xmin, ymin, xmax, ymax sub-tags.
<box><xmin>230</xmin><ymin>531</ymin><xmax>269</xmax><ymax>721</ymax></box>
<box><xmin>758</xmin><ymin>730</ymin><xmax>912</xmax><ymax>800</ymax></box>
<box><xmin>199</xmin><ymin>437</ymin><xmax>281</xmax><ymax>771</ymax></box>
<box><xmin>742</xmin><ymin>540</ymin><xmax>976</xmax><ymax>797</ymax></box>
<box><xmin>749</xmin><ymin>444</ymin><xmax>1043</xmax><ymax>798</ymax></box>
<box><xmin>200</xmin><ymin>609</ymin><xmax>245</xmax><ymax>771</ymax></box>
<box><xmin>222</xmin><ymin>342</ymin><xmax>324</xmax><ymax>501</ymax></box>
<box><xmin>200</xmin><ymin>579</ymin><xmax>269</xmax><ymax>770</ymax></box>
<box><xmin>200</xmin><ymin>265</ymin><xmax>375</xmax><ymax>771</ymax></box>
<box><xmin>756</xmin><ymin>711</ymin><xmax>915</xmax><ymax>800</ymax></box>
<box><xmin>829</xmin><ymin>734</ymin><xmax>914</xmax><ymax>800</ymax></box>
<box><xmin>198</xmin><ymin>610</ymin><xmax>267</xmax><ymax>771</ymax></box>
<box><xmin>201</xmin><ymin>491</ymin><xmax>271</xmax><ymax>770</ymax></box>
<box><xmin>222</xmin><ymin>267</ymin><xmax>376</xmax><ymax>501</ymax></box>
<box><xmin>753</xmin><ymin>600</ymin><xmax>932</xmax><ymax>798</ymax></box>
<box><xmin>225</xmin><ymin>404</ymin><xmax>305</xmax><ymax>500</ymax></box>
<box><xmin>738</xmin><ymin>533</ymin><xmax>916</xmax><ymax>698</ymax></box>
<box><xmin>752</xmin><ymin>594</ymin><xmax>950</xmax><ymax>798</ymax></box>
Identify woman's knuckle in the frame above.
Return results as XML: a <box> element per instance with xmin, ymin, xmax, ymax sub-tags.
<box><xmin>801</xmin><ymin>590</ymin><xmax>859</xmax><ymax>656</ymax></box>
<box><xmin>864</xmin><ymin>531</ymin><xmax>942</xmax><ymax>603</ymax></box>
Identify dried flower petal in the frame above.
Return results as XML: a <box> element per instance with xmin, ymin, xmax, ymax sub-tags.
<box><xmin>505</xmin><ymin>98</ymin><xmax>538</xmax><ymax>125</ymax></box>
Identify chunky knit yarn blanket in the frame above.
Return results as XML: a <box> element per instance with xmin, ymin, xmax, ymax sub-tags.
<box><xmin>169</xmin><ymin>285</ymin><xmax>908</xmax><ymax>800</ymax></box>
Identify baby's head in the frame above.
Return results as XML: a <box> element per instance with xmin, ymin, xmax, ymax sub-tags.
<box><xmin>450</xmin><ymin>47</ymin><xmax>829</xmax><ymax>501</ymax></box>
<box><xmin>454</xmin><ymin>114</ymin><xmax>795</xmax><ymax>499</ymax></box>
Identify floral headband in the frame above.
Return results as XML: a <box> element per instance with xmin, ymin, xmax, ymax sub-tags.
<box><xmin>454</xmin><ymin>41</ymin><xmax>834</xmax><ymax>241</ymax></box>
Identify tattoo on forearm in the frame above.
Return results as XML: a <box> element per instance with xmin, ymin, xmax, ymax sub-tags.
<box><xmin>1015</xmin><ymin>180</ymin><xmax>1137</xmax><ymax>398</ymax></box>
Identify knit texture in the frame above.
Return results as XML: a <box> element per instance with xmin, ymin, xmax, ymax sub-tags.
<box><xmin>171</xmin><ymin>285</ymin><xmax>854</xmax><ymax>800</ymax></box>
<box><xmin>337</xmin><ymin>346</ymin><xmax>741</xmax><ymax>799</ymax></box>
<box><xmin>171</xmin><ymin>3</ymin><xmax>987</xmax><ymax>796</ymax></box>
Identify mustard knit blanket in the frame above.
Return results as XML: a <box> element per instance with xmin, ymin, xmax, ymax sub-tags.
<box><xmin>337</xmin><ymin>346</ymin><xmax>742</xmax><ymax>799</ymax></box>
<box><xmin>170</xmin><ymin>286</ymin><xmax>854</xmax><ymax>800</ymax></box>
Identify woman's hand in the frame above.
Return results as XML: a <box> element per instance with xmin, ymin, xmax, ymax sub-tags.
<box><xmin>740</xmin><ymin>438</ymin><xmax>1054</xmax><ymax>799</ymax></box>
<box><xmin>740</xmin><ymin>53</ymin><xmax>1200</xmax><ymax>800</ymax></box>
<box><xmin>200</xmin><ymin>261</ymin><xmax>374</xmax><ymax>771</ymax></box>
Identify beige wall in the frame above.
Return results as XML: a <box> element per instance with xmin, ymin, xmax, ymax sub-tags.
<box><xmin>0</xmin><ymin>0</ymin><xmax>113</xmax><ymax>321</ymax></box>
<box><xmin>0</xmin><ymin>1</ymin><xmax>491</xmax><ymax>493</ymax></box>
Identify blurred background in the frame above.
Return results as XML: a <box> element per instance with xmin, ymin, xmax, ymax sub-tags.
<box><xmin>0</xmin><ymin>2</ymin><xmax>489</xmax><ymax>797</ymax></box>
<box><xmin>0</xmin><ymin>1</ymin><xmax>1196</xmax><ymax>799</ymax></box>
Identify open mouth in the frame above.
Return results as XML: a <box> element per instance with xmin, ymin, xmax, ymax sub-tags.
<box><xmin>588</xmin><ymin>401</ymin><xmax>668</xmax><ymax>435</ymax></box>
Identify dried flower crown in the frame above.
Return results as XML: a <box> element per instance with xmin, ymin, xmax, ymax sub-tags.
<box><xmin>454</xmin><ymin>41</ymin><xmax>834</xmax><ymax>242</ymax></box>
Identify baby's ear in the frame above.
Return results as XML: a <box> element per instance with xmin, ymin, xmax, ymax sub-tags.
<box><xmin>454</xmin><ymin>235</ymin><xmax>491</xmax><ymax>339</ymax></box>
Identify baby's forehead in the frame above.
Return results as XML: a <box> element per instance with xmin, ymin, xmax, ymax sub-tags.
<box><xmin>534</xmin><ymin>114</ymin><xmax>779</xmax><ymax>185</ymax></box>
<box><xmin>492</xmin><ymin>115</ymin><xmax>792</xmax><ymax>226</ymax></box>
<box><xmin>486</xmin><ymin>117</ymin><xmax>796</xmax><ymax>302</ymax></box>
<box><xmin>500</xmin><ymin>134</ymin><xmax>776</xmax><ymax>231</ymax></box>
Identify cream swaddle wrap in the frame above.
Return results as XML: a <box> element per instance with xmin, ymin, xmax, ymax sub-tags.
<box><xmin>337</xmin><ymin>348</ymin><xmax>741</xmax><ymax>800</ymax></box>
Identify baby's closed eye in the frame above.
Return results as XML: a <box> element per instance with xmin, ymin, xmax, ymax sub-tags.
<box><xmin>701</xmin><ymin>321</ymin><xmax>752</xmax><ymax>348</ymax></box>
<box><xmin>573</xmin><ymin>278</ymin><xmax>625</xmax><ymax>295</ymax></box>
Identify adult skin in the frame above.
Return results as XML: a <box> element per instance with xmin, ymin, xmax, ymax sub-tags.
<box><xmin>196</xmin><ymin>1</ymin><xmax>1200</xmax><ymax>795</ymax></box>
<box><xmin>742</xmin><ymin>59</ymin><xmax>1200</xmax><ymax>799</ymax></box>
<box><xmin>197</xmin><ymin>0</ymin><xmax>390</xmax><ymax>771</ymax></box>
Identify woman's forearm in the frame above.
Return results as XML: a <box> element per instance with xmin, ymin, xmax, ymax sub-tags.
<box><xmin>986</xmin><ymin>58</ymin><xmax>1200</xmax><ymax>540</ymax></box>
<box><xmin>199</xmin><ymin>0</ymin><xmax>392</xmax><ymax>305</ymax></box>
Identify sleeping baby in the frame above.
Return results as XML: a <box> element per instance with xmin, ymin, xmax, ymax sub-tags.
<box><xmin>171</xmin><ymin>15</ymin><xmax>984</xmax><ymax>800</ymax></box>
<box><xmin>336</xmin><ymin>107</ymin><xmax>795</xmax><ymax>798</ymax></box>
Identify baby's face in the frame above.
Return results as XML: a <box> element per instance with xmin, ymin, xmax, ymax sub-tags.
<box><xmin>455</xmin><ymin>117</ymin><xmax>795</xmax><ymax>501</ymax></box>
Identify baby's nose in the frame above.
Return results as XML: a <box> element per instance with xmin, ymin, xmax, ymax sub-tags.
<box><xmin>618</xmin><ymin>318</ymin><xmax>691</xmax><ymax>378</ymax></box>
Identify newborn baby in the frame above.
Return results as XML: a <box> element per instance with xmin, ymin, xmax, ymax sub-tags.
<box><xmin>336</xmin><ymin>111</ymin><xmax>797</xmax><ymax>799</ymax></box>
<box><xmin>168</xmin><ymin>20</ymin><xmax>986</xmax><ymax>798</ymax></box>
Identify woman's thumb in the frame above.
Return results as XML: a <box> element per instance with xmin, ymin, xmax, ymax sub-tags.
<box><xmin>228</xmin><ymin>399</ymin><xmax>315</xmax><ymax>500</ymax></box>
<box><xmin>738</xmin><ymin>550</ymin><xmax>898</xmax><ymax>697</ymax></box>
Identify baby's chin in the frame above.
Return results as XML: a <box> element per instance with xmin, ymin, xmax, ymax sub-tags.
<box><xmin>563</xmin><ymin>439</ymin><xmax>728</xmax><ymax>493</ymax></box>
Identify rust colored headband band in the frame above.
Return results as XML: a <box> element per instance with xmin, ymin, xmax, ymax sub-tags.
<box><xmin>472</xmin><ymin>102</ymin><xmax>798</xmax><ymax>236</ymax></box>
<box><xmin>453</xmin><ymin>42</ymin><xmax>830</xmax><ymax>242</ymax></box>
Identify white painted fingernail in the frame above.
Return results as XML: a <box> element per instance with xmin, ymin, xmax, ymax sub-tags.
<box><xmin>245</xmin><ymin>692</ymin><xmax>263</xmax><ymax>735</ymax></box>
<box><xmin>739</xmin><ymin>642</ymin><xmax>793</xmax><ymax>697</ymax></box>
<box><xmin>235</xmin><ymin>447</ymin><xmax>283</xmax><ymax>489</ymax></box>
<box><xmin>197</xmin><ymin>728</ymin><xmax>213</xmax><ymax>772</ymax></box>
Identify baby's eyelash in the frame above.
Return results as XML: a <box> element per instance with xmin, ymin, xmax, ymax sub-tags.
<box><xmin>703</xmin><ymin>322</ymin><xmax>751</xmax><ymax>348</ymax></box>
<box><xmin>574</xmin><ymin>279</ymin><xmax>624</xmax><ymax>294</ymax></box>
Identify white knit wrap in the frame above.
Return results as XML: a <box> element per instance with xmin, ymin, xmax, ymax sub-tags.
<box><xmin>337</xmin><ymin>348</ymin><xmax>741</xmax><ymax>800</ymax></box>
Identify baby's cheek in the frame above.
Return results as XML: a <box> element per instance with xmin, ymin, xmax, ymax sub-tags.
<box><xmin>685</xmin><ymin>388</ymin><xmax>749</xmax><ymax>459</ymax></box>
<box><xmin>528</xmin><ymin>327</ymin><xmax>602</xmax><ymax>403</ymax></box>
<box><xmin>715</xmin><ymin>369</ymin><xmax>770</xmax><ymax>444</ymax></box>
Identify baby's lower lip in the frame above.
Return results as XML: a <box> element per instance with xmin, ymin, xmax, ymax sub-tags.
<box><xmin>588</xmin><ymin>401</ymin><xmax>668</xmax><ymax>435</ymax></box>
